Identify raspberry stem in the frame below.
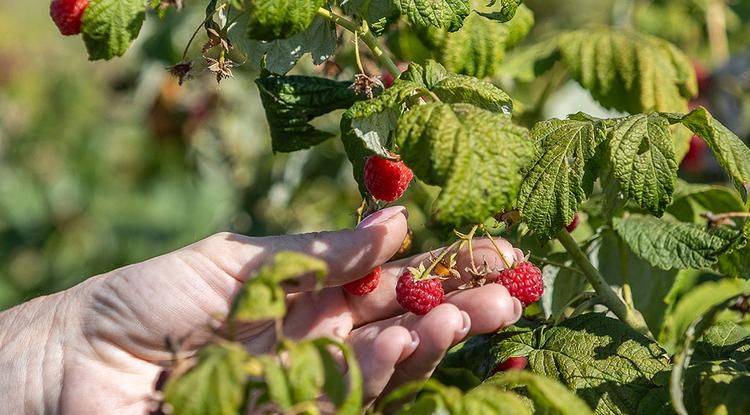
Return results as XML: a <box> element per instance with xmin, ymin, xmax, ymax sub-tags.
<box><xmin>316</xmin><ymin>8</ymin><xmax>401</xmax><ymax>78</ymax></box>
<box><xmin>481</xmin><ymin>226</ymin><xmax>512</xmax><ymax>269</ymax></box>
<box><xmin>556</xmin><ymin>230</ymin><xmax>651</xmax><ymax>337</ymax></box>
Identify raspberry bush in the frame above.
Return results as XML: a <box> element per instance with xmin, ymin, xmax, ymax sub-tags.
<box><xmin>62</xmin><ymin>0</ymin><xmax>750</xmax><ymax>414</ymax></box>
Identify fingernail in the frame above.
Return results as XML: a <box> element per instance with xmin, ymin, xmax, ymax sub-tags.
<box><xmin>356</xmin><ymin>206</ymin><xmax>407</xmax><ymax>229</ymax></box>
<box><xmin>457</xmin><ymin>311</ymin><xmax>471</xmax><ymax>338</ymax></box>
<box><xmin>399</xmin><ymin>331</ymin><xmax>420</xmax><ymax>362</ymax></box>
<box><xmin>509</xmin><ymin>298</ymin><xmax>524</xmax><ymax>325</ymax></box>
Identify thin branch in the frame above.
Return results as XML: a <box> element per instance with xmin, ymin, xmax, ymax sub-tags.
<box><xmin>316</xmin><ymin>8</ymin><xmax>401</xmax><ymax>78</ymax></box>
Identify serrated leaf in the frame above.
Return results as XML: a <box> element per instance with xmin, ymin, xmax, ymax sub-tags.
<box><xmin>246</xmin><ymin>0</ymin><xmax>326</xmax><ymax>40</ymax></box>
<box><xmin>486</xmin><ymin>314</ymin><xmax>671</xmax><ymax>414</ymax></box>
<box><xmin>558</xmin><ymin>28</ymin><xmax>697</xmax><ymax>113</ymax></box>
<box><xmin>81</xmin><ymin>0</ymin><xmax>146</xmax><ymax>61</ymax></box>
<box><xmin>395</xmin><ymin>0</ymin><xmax>471</xmax><ymax>31</ymax></box>
<box><xmin>612</xmin><ymin>214</ymin><xmax>744</xmax><ymax>271</ymax></box>
<box><xmin>163</xmin><ymin>342</ymin><xmax>249</xmax><ymax>415</ymax></box>
<box><xmin>679</xmin><ymin>106</ymin><xmax>750</xmax><ymax>200</ymax></box>
<box><xmin>518</xmin><ymin>117</ymin><xmax>605</xmax><ymax>237</ymax></box>
<box><xmin>232</xmin><ymin>15</ymin><xmax>336</xmax><ymax>74</ymax></box>
<box><xmin>404</xmin><ymin>60</ymin><xmax>513</xmax><ymax>112</ymax></box>
<box><xmin>504</xmin><ymin>4</ymin><xmax>533</xmax><ymax>48</ymax></box>
<box><xmin>716</xmin><ymin>224</ymin><xmax>750</xmax><ymax>278</ymax></box>
<box><xmin>256</xmin><ymin>75</ymin><xmax>362</xmax><ymax>152</ymax></box>
<box><xmin>421</xmin><ymin>12</ymin><xmax>507</xmax><ymax>79</ymax></box>
<box><xmin>230</xmin><ymin>252</ymin><xmax>327</xmax><ymax>321</ymax></box>
<box><xmin>485</xmin><ymin>371</ymin><xmax>593</xmax><ymax>415</ymax></box>
<box><xmin>396</xmin><ymin>103</ymin><xmax>533</xmax><ymax>225</ymax></box>
<box><xmin>476</xmin><ymin>0</ymin><xmax>522</xmax><ymax>22</ymax></box>
<box><xmin>607</xmin><ymin>113</ymin><xmax>677</xmax><ymax>215</ymax></box>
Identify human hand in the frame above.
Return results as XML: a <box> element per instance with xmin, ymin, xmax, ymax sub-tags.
<box><xmin>0</xmin><ymin>206</ymin><xmax>525</xmax><ymax>414</ymax></box>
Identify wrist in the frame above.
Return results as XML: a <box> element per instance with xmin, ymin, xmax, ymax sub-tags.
<box><xmin>0</xmin><ymin>287</ymin><xmax>82</xmax><ymax>413</ymax></box>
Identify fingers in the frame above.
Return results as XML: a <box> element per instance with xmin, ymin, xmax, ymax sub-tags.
<box><xmin>347</xmin><ymin>283</ymin><xmax>522</xmax><ymax>400</ymax></box>
<box><xmin>183</xmin><ymin>206</ymin><xmax>409</xmax><ymax>291</ymax></box>
<box><xmin>346</xmin><ymin>237</ymin><xmax>519</xmax><ymax>326</ymax></box>
<box><xmin>349</xmin><ymin>326</ymin><xmax>420</xmax><ymax>403</ymax></box>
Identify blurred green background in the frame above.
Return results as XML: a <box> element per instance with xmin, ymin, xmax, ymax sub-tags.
<box><xmin>1</xmin><ymin>0</ymin><xmax>749</xmax><ymax>309</ymax></box>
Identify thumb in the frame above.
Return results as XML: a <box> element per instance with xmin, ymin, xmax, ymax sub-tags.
<box><xmin>184</xmin><ymin>206</ymin><xmax>409</xmax><ymax>291</ymax></box>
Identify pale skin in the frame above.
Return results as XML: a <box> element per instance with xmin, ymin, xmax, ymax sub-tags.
<box><xmin>0</xmin><ymin>206</ymin><xmax>525</xmax><ymax>414</ymax></box>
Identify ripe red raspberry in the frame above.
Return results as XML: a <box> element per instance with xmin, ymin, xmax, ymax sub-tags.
<box><xmin>565</xmin><ymin>213</ymin><xmax>580</xmax><ymax>232</ymax></box>
<box><xmin>492</xmin><ymin>356</ymin><xmax>528</xmax><ymax>374</ymax></box>
<box><xmin>396</xmin><ymin>271</ymin><xmax>444</xmax><ymax>315</ymax></box>
<box><xmin>364</xmin><ymin>155</ymin><xmax>414</xmax><ymax>202</ymax></box>
<box><xmin>50</xmin><ymin>0</ymin><xmax>89</xmax><ymax>36</ymax></box>
<box><xmin>496</xmin><ymin>261</ymin><xmax>544</xmax><ymax>307</ymax></box>
<box><xmin>342</xmin><ymin>266</ymin><xmax>381</xmax><ymax>296</ymax></box>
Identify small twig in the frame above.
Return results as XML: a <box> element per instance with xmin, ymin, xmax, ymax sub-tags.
<box><xmin>353</xmin><ymin>31</ymin><xmax>366</xmax><ymax>75</ymax></box>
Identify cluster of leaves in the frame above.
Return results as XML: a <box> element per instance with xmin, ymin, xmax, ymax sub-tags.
<box><xmin>76</xmin><ymin>0</ymin><xmax>750</xmax><ymax>414</ymax></box>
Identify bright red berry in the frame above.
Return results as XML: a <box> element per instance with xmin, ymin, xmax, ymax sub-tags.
<box><xmin>565</xmin><ymin>213</ymin><xmax>580</xmax><ymax>232</ymax></box>
<box><xmin>496</xmin><ymin>261</ymin><xmax>544</xmax><ymax>307</ymax></box>
<box><xmin>364</xmin><ymin>155</ymin><xmax>414</xmax><ymax>202</ymax></box>
<box><xmin>343</xmin><ymin>266</ymin><xmax>381</xmax><ymax>296</ymax></box>
<box><xmin>396</xmin><ymin>271</ymin><xmax>444</xmax><ymax>315</ymax></box>
<box><xmin>50</xmin><ymin>0</ymin><xmax>89</xmax><ymax>36</ymax></box>
<box><xmin>492</xmin><ymin>356</ymin><xmax>528</xmax><ymax>374</ymax></box>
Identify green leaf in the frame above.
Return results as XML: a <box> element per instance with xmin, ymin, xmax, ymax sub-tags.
<box><xmin>313</xmin><ymin>338</ymin><xmax>363</xmax><ymax>414</ymax></box>
<box><xmin>461</xmin><ymin>385</ymin><xmax>532</xmax><ymax>414</ymax></box>
<box><xmin>404</xmin><ymin>60</ymin><xmax>513</xmax><ymax>112</ymax></box>
<box><xmin>717</xmin><ymin>221</ymin><xmax>750</xmax><ymax>278</ymax></box>
<box><xmin>81</xmin><ymin>0</ymin><xmax>146</xmax><ymax>60</ymax></box>
<box><xmin>258</xmin><ymin>355</ymin><xmax>294</xmax><ymax>409</ymax></box>
<box><xmin>341</xmin><ymin>0</ymin><xmax>399</xmax><ymax>36</ymax></box>
<box><xmin>256</xmin><ymin>75</ymin><xmax>363</xmax><ymax>152</ymax></box>
<box><xmin>504</xmin><ymin>4</ymin><xmax>534</xmax><ymax>48</ymax></box>
<box><xmin>396</xmin><ymin>103</ymin><xmax>533</xmax><ymax>225</ymax></box>
<box><xmin>667</xmin><ymin>281</ymin><xmax>750</xmax><ymax>414</ymax></box>
<box><xmin>340</xmin><ymin>80</ymin><xmax>423</xmax><ymax>193</ymax></box>
<box><xmin>539</xmin><ymin>252</ymin><xmax>588</xmax><ymax>320</ymax></box>
<box><xmin>558</xmin><ymin>28</ymin><xmax>697</xmax><ymax>113</ymax></box>
<box><xmin>163</xmin><ymin>342</ymin><xmax>249</xmax><ymax>415</ymax></box>
<box><xmin>518</xmin><ymin>116</ymin><xmax>605</xmax><ymax>238</ymax></box>
<box><xmin>284</xmin><ymin>341</ymin><xmax>325</xmax><ymax>403</ymax></box>
<box><xmin>230</xmin><ymin>252</ymin><xmax>327</xmax><ymax>321</ymax></box>
<box><xmin>476</xmin><ymin>0</ymin><xmax>522</xmax><ymax>22</ymax></box>
<box><xmin>485</xmin><ymin>371</ymin><xmax>593</xmax><ymax>415</ymax></box>
<box><xmin>607</xmin><ymin>114</ymin><xmax>677</xmax><ymax>215</ymax></box>
<box><xmin>395</xmin><ymin>0</ymin><xmax>471</xmax><ymax>31</ymax></box>
<box><xmin>232</xmin><ymin>15</ymin><xmax>337</xmax><ymax>74</ymax></box>
<box><xmin>246</xmin><ymin>0</ymin><xmax>326</xmax><ymax>40</ymax></box>
<box><xmin>667</xmin><ymin>180</ymin><xmax>747</xmax><ymax>223</ymax></box>
<box><xmin>661</xmin><ymin>278</ymin><xmax>750</xmax><ymax>352</ymax></box>
<box><xmin>420</xmin><ymin>13</ymin><xmax>507</xmax><ymax>79</ymax></box>
<box><xmin>487</xmin><ymin>314</ymin><xmax>671</xmax><ymax>414</ymax></box>
<box><xmin>679</xmin><ymin>107</ymin><xmax>750</xmax><ymax>200</ymax></box>
<box><xmin>612</xmin><ymin>214</ymin><xmax>745</xmax><ymax>271</ymax></box>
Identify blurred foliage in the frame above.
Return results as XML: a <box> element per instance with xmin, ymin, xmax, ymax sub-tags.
<box><xmin>2</xmin><ymin>0</ymin><xmax>750</xmax><ymax>309</ymax></box>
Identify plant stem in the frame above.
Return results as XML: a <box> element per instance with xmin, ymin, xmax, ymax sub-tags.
<box><xmin>556</xmin><ymin>230</ymin><xmax>651</xmax><ymax>336</ymax></box>
<box><xmin>423</xmin><ymin>239</ymin><xmax>465</xmax><ymax>277</ymax></box>
<box><xmin>316</xmin><ymin>8</ymin><xmax>401</xmax><ymax>78</ymax></box>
